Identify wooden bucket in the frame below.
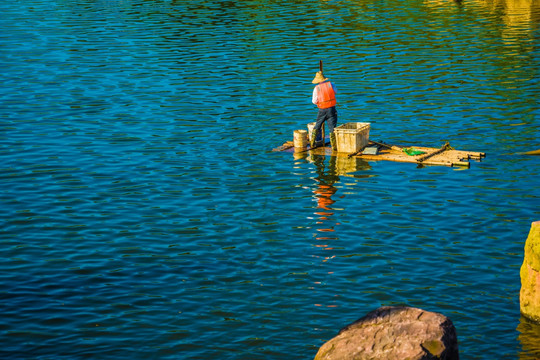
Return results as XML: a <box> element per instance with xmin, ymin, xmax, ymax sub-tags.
<box><xmin>293</xmin><ymin>130</ymin><xmax>308</xmax><ymax>148</ymax></box>
<box><xmin>307</xmin><ymin>122</ymin><xmax>325</xmax><ymax>146</ymax></box>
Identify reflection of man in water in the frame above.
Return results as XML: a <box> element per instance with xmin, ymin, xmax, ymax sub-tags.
<box><xmin>312</xmin><ymin>155</ymin><xmax>340</xmax><ymax>232</ymax></box>
<box><xmin>314</xmin><ymin>183</ymin><xmax>337</xmax><ymax>214</ymax></box>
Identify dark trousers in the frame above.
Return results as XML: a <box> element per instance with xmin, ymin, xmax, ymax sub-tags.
<box><xmin>314</xmin><ymin>106</ymin><xmax>338</xmax><ymax>136</ymax></box>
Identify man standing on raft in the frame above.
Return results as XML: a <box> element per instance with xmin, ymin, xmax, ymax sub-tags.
<box><xmin>311</xmin><ymin>67</ymin><xmax>338</xmax><ymax>150</ymax></box>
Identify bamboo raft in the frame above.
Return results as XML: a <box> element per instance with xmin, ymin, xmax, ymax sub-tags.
<box><xmin>273</xmin><ymin>140</ymin><xmax>486</xmax><ymax>168</ymax></box>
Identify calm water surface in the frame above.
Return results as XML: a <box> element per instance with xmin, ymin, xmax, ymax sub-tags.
<box><xmin>1</xmin><ymin>0</ymin><xmax>539</xmax><ymax>358</ymax></box>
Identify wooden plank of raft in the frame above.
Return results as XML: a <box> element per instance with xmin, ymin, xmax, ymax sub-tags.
<box><xmin>274</xmin><ymin>138</ymin><xmax>482</xmax><ymax>169</ymax></box>
<box><xmin>467</xmin><ymin>152</ymin><xmax>486</xmax><ymax>158</ymax></box>
<box><xmin>451</xmin><ymin>150</ymin><xmax>485</xmax><ymax>159</ymax></box>
<box><xmin>272</xmin><ymin>141</ymin><xmax>294</xmax><ymax>152</ymax></box>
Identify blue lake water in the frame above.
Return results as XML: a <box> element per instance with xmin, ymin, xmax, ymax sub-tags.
<box><xmin>1</xmin><ymin>0</ymin><xmax>539</xmax><ymax>358</ymax></box>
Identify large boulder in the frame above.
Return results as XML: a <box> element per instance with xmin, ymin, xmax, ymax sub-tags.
<box><xmin>314</xmin><ymin>306</ymin><xmax>459</xmax><ymax>360</ymax></box>
<box><xmin>520</xmin><ymin>221</ymin><xmax>540</xmax><ymax>322</ymax></box>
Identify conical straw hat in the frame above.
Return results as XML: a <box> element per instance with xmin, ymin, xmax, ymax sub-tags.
<box><xmin>312</xmin><ymin>71</ymin><xmax>328</xmax><ymax>84</ymax></box>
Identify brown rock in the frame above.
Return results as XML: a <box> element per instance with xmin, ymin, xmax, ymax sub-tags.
<box><xmin>314</xmin><ymin>306</ymin><xmax>459</xmax><ymax>360</ymax></box>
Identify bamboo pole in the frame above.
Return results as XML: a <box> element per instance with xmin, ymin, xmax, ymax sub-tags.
<box><xmin>416</xmin><ymin>142</ymin><xmax>451</xmax><ymax>163</ymax></box>
<box><xmin>421</xmin><ymin>161</ymin><xmax>453</xmax><ymax>167</ymax></box>
<box><xmin>368</xmin><ymin>140</ymin><xmax>402</xmax><ymax>152</ymax></box>
<box><xmin>452</xmin><ymin>161</ymin><xmax>470</xmax><ymax>168</ymax></box>
<box><xmin>463</xmin><ymin>151</ymin><xmax>486</xmax><ymax>158</ymax></box>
